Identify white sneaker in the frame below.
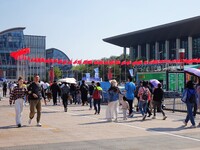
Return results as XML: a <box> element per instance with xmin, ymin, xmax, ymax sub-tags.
<box><xmin>37</xmin><ymin>122</ymin><xmax>42</xmax><ymax>127</ymax></box>
<box><xmin>28</xmin><ymin>119</ymin><xmax>32</xmax><ymax>125</ymax></box>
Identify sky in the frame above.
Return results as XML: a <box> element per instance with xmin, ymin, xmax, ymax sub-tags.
<box><xmin>1</xmin><ymin>0</ymin><xmax>200</xmax><ymax>60</ymax></box>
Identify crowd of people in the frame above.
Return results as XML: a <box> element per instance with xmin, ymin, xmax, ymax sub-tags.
<box><xmin>1</xmin><ymin>74</ymin><xmax>200</xmax><ymax>128</ymax></box>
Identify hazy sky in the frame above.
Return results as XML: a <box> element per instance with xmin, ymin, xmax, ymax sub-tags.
<box><xmin>1</xmin><ymin>0</ymin><xmax>200</xmax><ymax>60</ymax></box>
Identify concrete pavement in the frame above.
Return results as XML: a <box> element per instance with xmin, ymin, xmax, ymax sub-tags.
<box><xmin>0</xmin><ymin>93</ymin><xmax>200</xmax><ymax>150</ymax></box>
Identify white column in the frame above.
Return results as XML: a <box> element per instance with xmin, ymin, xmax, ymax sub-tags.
<box><xmin>155</xmin><ymin>42</ymin><xmax>159</xmax><ymax>60</ymax></box>
<box><xmin>188</xmin><ymin>36</ymin><xmax>193</xmax><ymax>59</ymax></box>
<box><xmin>129</xmin><ymin>47</ymin><xmax>133</xmax><ymax>60</ymax></box>
<box><xmin>165</xmin><ymin>40</ymin><xmax>169</xmax><ymax>60</ymax></box>
<box><xmin>176</xmin><ymin>38</ymin><xmax>180</xmax><ymax>59</ymax></box>
<box><xmin>138</xmin><ymin>45</ymin><xmax>141</xmax><ymax>59</ymax></box>
<box><xmin>146</xmin><ymin>44</ymin><xmax>150</xmax><ymax>61</ymax></box>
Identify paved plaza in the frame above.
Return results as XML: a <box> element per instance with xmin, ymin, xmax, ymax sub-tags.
<box><xmin>0</xmin><ymin>92</ymin><xmax>200</xmax><ymax>150</ymax></box>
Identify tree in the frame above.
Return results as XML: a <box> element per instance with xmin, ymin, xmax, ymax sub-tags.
<box><xmin>54</xmin><ymin>66</ymin><xmax>62</xmax><ymax>79</ymax></box>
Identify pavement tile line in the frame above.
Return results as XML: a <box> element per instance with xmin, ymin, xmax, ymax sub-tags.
<box><xmin>42</xmin><ymin>107</ymin><xmax>200</xmax><ymax>143</ymax></box>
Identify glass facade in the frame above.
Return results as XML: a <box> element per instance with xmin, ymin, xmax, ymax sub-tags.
<box><xmin>159</xmin><ymin>41</ymin><xmax>165</xmax><ymax>60</ymax></box>
<box><xmin>180</xmin><ymin>37</ymin><xmax>188</xmax><ymax>59</ymax></box>
<box><xmin>24</xmin><ymin>35</ymin><xmax>46</xmax><ymax>81</ymax></box>
<box><xmin>169</xmin><ymin>40</ymin><xmax>176</xmax><ymax>60</ymax></box>
<box><xmin>46</xmin><ymin>48</ymin><xmax>72</xmax><ymax>78</ymax></box>
<box><xmin>0</xmin><ymin>27</ymin><xmax>46</xmax><ymax>80</ymax></box>
<box><xmin>0</xmin><ymin>28</ymin><xmax>25</xmax><ymax>79</ymax></box>
<box><xmin>193</xmin><ymin>35</ymin><xmax>200</xmax><ymax>58</ymax></box>
<box><xmin>140</xmin><ymin>44</ymin><xmax>146</xmax><ymax>60</ymax></box>
<box><xmin>149</xmin><ymin>43</ymin><xmax>155</xmax><ymax>60</ymax></box>
<box><xmin>131</xmin><ymin>36</ymin><xmax>200</xmax><ymax>61</ymax></box>
<box><xmin>133</xmin><ymin>46</ymin><xmax>138</xmax><ymax>60</ymax></box>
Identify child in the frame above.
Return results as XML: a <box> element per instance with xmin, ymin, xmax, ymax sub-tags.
<box><xmin>120</xmin><ymin>96</ymin><xmax>130</xmax><ymax>120</ymax></box>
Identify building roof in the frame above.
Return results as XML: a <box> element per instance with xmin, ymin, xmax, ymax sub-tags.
<box><xmin>0</xmin><ymin>27</ymin><xmax>26</xmax><ymax>35</ymax></box>
<box><xmin>46</xmin><ymin>48</ymin><xmax>70</xmax><ymax>60</ymax></box>
<box><xmin>103</xmin><ymin>16</ymin><xmax>200</xmax><ymax>47</ymax></box>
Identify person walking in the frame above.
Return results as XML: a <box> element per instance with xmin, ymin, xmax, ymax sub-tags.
<box><xmin>196</xmin><ymin>79</ymin><xmax>200</xmax><ymax>126</ymax></box>
<box><xmin>182</xmin><ymin>80</ymin><xmax>197</xmax><ymax>128</ymax></box>
<box><xmin>138</xmin><ymin>81</ymin><xmax>151</xmax><ymax>121</ymax></box>
<box><xmin>152</xmin><ymin>83</ymin><xmax>167</xmax><ymax>120</ymax></box>
<box><xmin>88</xmin><ymin>81</ymin><xmax>95</xmax><ymax>110</ymax></box>
<box><xmin>10</xmin><ymin>76</ymin><xmax>27</xmax><ymax>127</ymax></box>
<box><xmin>27</xmin><ymin>75</ymin><xmax>46</xmax><ymax>127</ymax></box>
<box><xmin>106</xmin><ymin>80</ymin><xmax>120</xmax><ymax>122</ymax></box>
<box><xmin>80</xmin><ymin>80</ymin><xmax>89</xmax><ymax>106</ymax></box>
<box><xmin>61</xmin><ymin>82</ymin><xmax>70</xmax><ymax>112</ymax></box>
<box><xmin>125</xmin><ymin>76</ymin><xmax>136</xmax><ymax>117</ymax></box>
<box><xmin>120</xmin><ymin>96</ymin><xmax>129</xmax><ymax>120</ymax></box>
<box><xmin>3</xmin><ymin>81</ymin><xmax>7</xmax><ymax>97</ymax></box>
<box><xmin>134</xmin><ymin>81</ymin><xmax>142</xmax><ymax>112</ymax></box>
<box><xmin>93</xmin><ymin>82</ymin><xmax>102</xmax><ymax>115</ymax></box>
<box><xmin>50</xmin><ymin>81</ymin><xmax>60</xmax><ymax>105</ymax></box>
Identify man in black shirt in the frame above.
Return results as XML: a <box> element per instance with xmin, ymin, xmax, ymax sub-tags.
<box><xmin>28</xmin><ymin>75</ymin><xmax>46</xmax><ymax>127</ymax></box>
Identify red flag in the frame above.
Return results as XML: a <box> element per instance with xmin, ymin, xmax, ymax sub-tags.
<box><xmin>115</xmin><ymin>60</ymin><xmax>121</xmax><ymax>65</ymax></box>
<box><xmin>73</xmin><ymin>59</ymin><xmax>77</xmax><ymax>64</ymax></box>
<box><xmin>77</xmin><ymin>60</ymin><xmax>82</xmax><ymax>64</ymax></box>
<box><xmin>68</xmin><ymin>60</ymin><xmax>72</xmax><ymax>64</ymax></box>
<box><xmin>83</xmin><ymin>60</ymin><xmax>88</xmax><ymax>64</ymax></box>
<box><xmin>99</xmin><ymin>60</ymin><xmax>104</xmax><ymax>65</ymax></box>
<box><xmin>126</xmin><ymin>61</ymin><xmax>131</xmax><ymax>65</ymax></box>
<box><xmin>87</xmin><ymin>60</ymin><xmax>93</xmax><ymax>64</ymax></box>
<box><xmin>93</xmin><ymin>60</ymin><xmax>98</xmax><ymax>65</ymax></box>
<box><xmin>121</xmin><ymin>61</ymin><xmax>126</xmax><ymax>65</ymax></box>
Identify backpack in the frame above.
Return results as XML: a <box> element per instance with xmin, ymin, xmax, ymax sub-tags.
<box><xmin>142</xmin><ymin>87</ymin><xmax>148</xmax><ymax>100</ymax></box>
<box><xmin>93</xmin><ymin>88</ymin><xmax>100</xmax><ymax>99</ymax></box>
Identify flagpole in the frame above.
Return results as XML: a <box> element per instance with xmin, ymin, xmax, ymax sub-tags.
<box><xmin>114</xmin><ymin>60</ymin><xmax>115</xmax><ymax>80</ymax></box>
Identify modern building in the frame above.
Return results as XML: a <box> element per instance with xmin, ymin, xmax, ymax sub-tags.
<box><xmin>0</xmin><ymin>27</ymin><xmax>46</xmax><ymax>81</ymax></box>
<box><xmin>46</xmin><ymin>48</ymin><xmax>72</xmax><ymax>79</ymax></box>
<box><xmin>103</xmin><ymin>16</ymin><xmax>200</xmax><ymax>61</ymax></box>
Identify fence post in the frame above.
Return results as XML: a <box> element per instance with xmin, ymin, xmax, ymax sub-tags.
<box><xmin>172</xmin><ymin>91</ymin><xmax>176</xmax><ymax>113</ymax></box>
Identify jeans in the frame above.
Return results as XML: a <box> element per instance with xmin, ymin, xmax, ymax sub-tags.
<box><xmin>94</xmin><ymin>99</ymin><xmax>101</xmax><ymax>114</ymax></box>
<box><xmin>139</xmin><ymin>100</ymin><xmax>147</xmax><ymax>116</ymax></box>
<box><xmin>89</xmin><ymin>95</ymin><xmax>93</xmax><ymax>108</ymax></box>
<box><xmin>185</xmin><ymin>102</ymin><xmax>195</xmax><ymax>126</ymax></box>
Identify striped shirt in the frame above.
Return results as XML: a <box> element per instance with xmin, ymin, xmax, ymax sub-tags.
<box><xmin>10</xmin><ymin>85</ymin><xmax>27</xmax><ymax>101</ymax></box>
